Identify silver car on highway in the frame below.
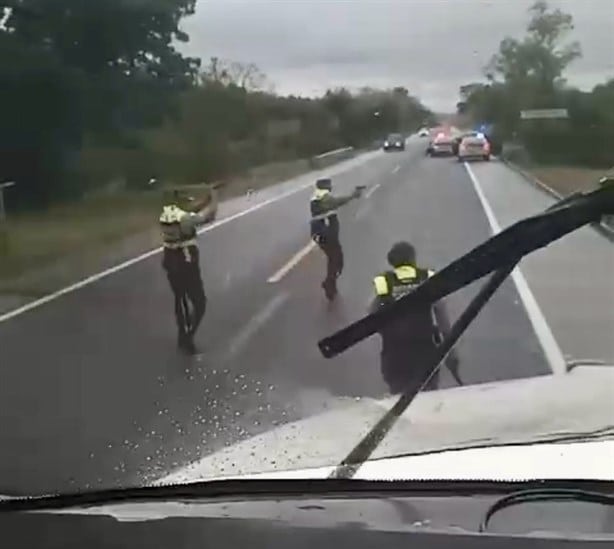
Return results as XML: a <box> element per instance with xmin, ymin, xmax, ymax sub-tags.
<box><xmin>457</xmin><ymin>133</ymin><xmax>491</xmax><ymax>162</ymax></box>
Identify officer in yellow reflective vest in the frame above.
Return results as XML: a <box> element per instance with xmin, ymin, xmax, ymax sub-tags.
<box><xmin>369</xmin><ymin>241</ymin><xmax>462</xmax><ymax>394</ymax></box>
<box><xmin>160</xmin><ymin>188</ymin><xmax>216</xmax><ymax>354</ymax></box>
<box><xmin>310</xmin><ymin>178</ymin><xmax>363</xmax><ymax>300</ymax></box>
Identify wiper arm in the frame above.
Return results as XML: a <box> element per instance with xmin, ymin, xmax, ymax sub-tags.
<box><xmin>319</xmin><ymin>179</ymin><xmax>614</xmax><ymax>359</ymax></box>
<box><xmin>322</xmin><ymin>178</ymin><xmax>614</xmax><ymax>479</ymax></box>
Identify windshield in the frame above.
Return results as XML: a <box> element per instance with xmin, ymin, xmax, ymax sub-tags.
<box><xmin>0</xmin><ymin>0</ymin><xmax>612</xmax><ymax>497</ymax></box>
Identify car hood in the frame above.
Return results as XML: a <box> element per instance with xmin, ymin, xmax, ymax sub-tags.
<box><xmin>154</xmin><ymin>366</ymin><xmax>614</xmax><ymax>485</ymax></box>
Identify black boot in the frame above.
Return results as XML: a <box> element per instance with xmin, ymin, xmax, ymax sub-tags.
<box><xmin>177</xmin><ymin>332</ymin><xmax>194</xmax><ymax>354</ymax></box>
<box><xmin>322</xmin><ymin>279</ymin><xmax>337</xmax><ymax>301</ymax></box>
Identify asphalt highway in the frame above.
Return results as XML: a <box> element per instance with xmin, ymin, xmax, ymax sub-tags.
<box><xmin>1</xmin><ymin>136</ymin><xmax>610</xmax><ymax>496</ymax></box>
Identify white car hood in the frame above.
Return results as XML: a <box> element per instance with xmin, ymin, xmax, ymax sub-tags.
<box><xmin>155</xmin><ymin>367</ymin><xmax>614</xmax><ymax>485</ymax></box>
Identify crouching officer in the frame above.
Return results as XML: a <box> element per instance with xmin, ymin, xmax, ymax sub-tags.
<box><xmin>160</xmin><ymin>186</ymin><xmax>217</xmax><ymax>354</ymax></box>
<box><xmin>369</xmin><ymin>241</ymin><xmax>462</xmax><ymax>394</ymax></box>
<box><xmin>310</xmin><ymin>177</ymin><xmax>363</xmax><ymax>300</ymax></box>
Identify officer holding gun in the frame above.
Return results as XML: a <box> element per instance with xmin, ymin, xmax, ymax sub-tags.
<box><xmin>310</xmin><ymin>177</ymin><xmax>364</xmax><ymax>300</ymax></box>
<box><xmin>159</xmin><ymin>185</ymin><xmax>218</xmax><ymax>354</ymax></box>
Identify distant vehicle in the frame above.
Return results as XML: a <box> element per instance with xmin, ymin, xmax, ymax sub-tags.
<box><xmin>457</xmin><ymin>133</ymin><xmax>491</xmax><ymax>162</ymax></box>
<box><xmin>451</xmin><ymin>131</ymin><xmax>479</xmax><ymax>155</ymax></box>
<box><xmin>427</xmin><ymin>132</ymin><xmax>455</xmax><ymax>156</ymax></box>
<box><xmin>418</xmin><ymin>128</ymin><xmax>429</xmax><ymax>137</ymax></box>
<box><xmin>383</xmin><ymin>133</ymin><xmax>405</xmax><ymax>151</ymax></box>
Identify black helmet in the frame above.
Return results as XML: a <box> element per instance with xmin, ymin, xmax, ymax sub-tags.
<box><xmin>387</xmin><ymin>241</ymin><xmax>416</xmax><ymax>267</ymax></box>
<box><xmin>316</xmin><ymin>178</ymin><xmax>332</xmax><ymax>190</ymax></box>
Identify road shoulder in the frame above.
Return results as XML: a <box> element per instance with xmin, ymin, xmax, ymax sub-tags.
<box><xmin>467</xmin><ymin>160</ymin><xmax>614</xmax><ymax>363</ymax></box>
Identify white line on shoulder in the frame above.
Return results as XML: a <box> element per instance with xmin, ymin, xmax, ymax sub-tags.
<box><xmin>464</xmin><ymin>162</ymin><xmax>566</xmax><ymax>375</ymax></box>
<box><xmin>0</xmin><ymin>181</ymin><xmax>314</xmax><ymax>324</ymax></box>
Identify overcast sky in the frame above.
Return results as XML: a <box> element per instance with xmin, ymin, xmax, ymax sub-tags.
<box><xmin>180</xmin><ymin>0</ymin><xmax>614</xmax><ymax>111</ymax></box>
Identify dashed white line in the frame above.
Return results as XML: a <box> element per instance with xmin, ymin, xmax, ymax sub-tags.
<box><xmin>267</xmin><ymin>241</ymin><xmax>317</xmax><ymax>283</ymax></box>
<box><xmin>365</xmin><ymin>183</ymin><xmax>382</xmax><ymax>199</ymax></box>
<box><xmin>0</xmin><ymin>150</ymin><xmax>384</xmax><ymax>324</ymax></box>
<box><xmin>224</xmin><ymin>292</ymin><xmax>289</xmax><ymax>360</ymax></box>
<box><xmin>463</xmin><ymin>162</ymin><xmax>567</xmax><ymax>375</ymax></box>
<box><xmin>0</xmin><ymin>185</ymin><xmax>316</xmax><ymax>324</ymax></box>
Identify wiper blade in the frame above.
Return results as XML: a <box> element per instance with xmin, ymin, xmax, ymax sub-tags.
<box><xmin>322</xmin><ymin>178</ymin><xmax>614</xmax><ymax>479</ymax></box>
<box><xmin>319</xmin><ymin>179</ymin><xmax>614</xmax><ymax>359</ymax></box>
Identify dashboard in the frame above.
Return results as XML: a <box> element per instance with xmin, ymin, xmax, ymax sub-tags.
<box><xmin>1</xmin><ymin>480</ymin><xmax>612</xmax><ymax>548</ymax></box>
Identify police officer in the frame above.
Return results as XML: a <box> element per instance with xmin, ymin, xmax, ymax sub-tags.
<box><xmin>369</xmin><ymin>241</ymin><xmax>462</xmax><ymax>394</ymax></box>
<box><xmin>310</xmin><ymin>177</ymin><xmax>363</xmax><ymax>300</ymax></box>
<box><xmin>159</xmin><ymin>187</ymin><xmax>216</xmax><ymax>355</ymax></box>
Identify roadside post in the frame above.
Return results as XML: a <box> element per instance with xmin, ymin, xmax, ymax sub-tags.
<box><xmin>0</xmin><ymin>181</ymin><xmax>16</xmax><ymax>255</ymax></box>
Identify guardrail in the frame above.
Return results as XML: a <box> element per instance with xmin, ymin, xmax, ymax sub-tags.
<box><xmin>310</xmin><ymin>147</ymin><xmax>355</xmax><ymax>169</ymax></box>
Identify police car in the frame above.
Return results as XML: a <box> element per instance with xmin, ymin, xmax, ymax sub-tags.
<box><xmin>457</xmin><ymin>132</ymin><xmax>491</xmax><ymax>162</ymax></box>
<box><xmin>427</xmin><ymin>132</ymin><xmax>455</xmax><ymax>156</ymax></box>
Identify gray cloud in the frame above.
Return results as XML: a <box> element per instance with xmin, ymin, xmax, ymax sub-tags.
<box><xmin>181</xmin><ymin>0</ymin><xmax>614</xmax><ymax>111</ymax></box>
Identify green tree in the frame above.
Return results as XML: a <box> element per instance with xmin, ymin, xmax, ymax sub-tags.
<box><xmin>1</xmin><ymin>0</ymin><xmax>199</xmax><ymax>205</ymax></box>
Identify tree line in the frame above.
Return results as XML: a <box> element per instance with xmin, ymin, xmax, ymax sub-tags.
<box><xmin>0</xmin><ymin>1</ymin><xmax>433</xmax><ymax>210</ymax></box>
<box><xmin>456</xmin><ymin>0</ymin><xmax>614</xmax><ymax>168</ymax></box>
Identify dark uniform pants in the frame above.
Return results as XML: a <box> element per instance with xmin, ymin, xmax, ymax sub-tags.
<box><xmin>315</xmin><ymin>233</ymin><xmax>344</xmax><ymax>288</ymax></box>
<box><xmin>381</xmin><ymin>344</ymin><xmax>441</xmax><ymax>396</ymax></box>
<box><xmin>163</xmin><ymin>247</ymin><xmax>207</xmax><ymax>339</ymax></box>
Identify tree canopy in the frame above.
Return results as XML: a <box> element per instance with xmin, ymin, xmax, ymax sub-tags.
<box><xmin>0</xmin><ymin>2</ymin><xmax>433</xmax><ymax>208</ymax></box>
<box><xmin>458</xmin><ymin>1</ymin><xmax>613</xmax><ymax>167</ymax></box>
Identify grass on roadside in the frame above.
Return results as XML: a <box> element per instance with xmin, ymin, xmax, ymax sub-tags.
<box><xmin>0</xmin><ymin>191</ymin><xmax>161</xmax><ymax>282</ymax></box>
<box><xmin>527</xmin><ymin>165</ymin><xmax>612</xmax><ymax>196</ymax></box>
<box><xmin>0</xmin><ymin>156</ymin><xmax>321</xmax><ymax>294</ymax></box>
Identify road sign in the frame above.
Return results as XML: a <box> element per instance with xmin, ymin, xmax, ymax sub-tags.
<box><xmin>520</xmin><ymin>108</ymin><xmax>569</xmax><ymax>120</ymax></box>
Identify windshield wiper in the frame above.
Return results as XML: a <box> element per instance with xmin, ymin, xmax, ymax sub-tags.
<box><xmin>321</xmin><ymin>178</ymin><xmax>614</xmax><ymax>479</ymax></box>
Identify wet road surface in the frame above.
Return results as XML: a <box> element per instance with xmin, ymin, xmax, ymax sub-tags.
<box><xmin>3</xmin><ymin>137</ymin><xmax>606</xmax><ymax>495</ymax></box>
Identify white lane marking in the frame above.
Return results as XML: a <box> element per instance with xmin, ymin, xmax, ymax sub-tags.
<box><xmin>224</xmin><ymin>292</ymin><xmax>289</xmax><ymax>359</ymax></box>
<box><xmin>464</xmin><ymin>163</ymin><xmax>567</xmax><ymax>375</ymax></box>
<box><xmin>392</xmin><ymin>165</ymin><xmax>400</xmax><ymax>174</ymax></box>
<box><xmin>0</xmin><ymin>151</ymin><xmax>385</xmax><ymax>324</ymax></box>
<box><xmin>0</xmin><ymin>182</ymin><xmax>318</xmax><ymax>324</ymax></box>
<box><xmin>267</xmin><ymin>241</ymin><xmax>317</xmax><ymax>283</ymax></box>
<box><xmin>365</xmin><ymin>183</ymin><xmax>381</xmax><ymax>199</ymax></box>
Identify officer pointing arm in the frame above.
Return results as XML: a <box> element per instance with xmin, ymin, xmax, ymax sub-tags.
<box><xmin>310</xmin><ymin>178</ymin><xmax>363</xmax><ymax>301</ymax></box>
<box><xmin>316</xmin><ymin>186</ymin><xmax>363</xmax><ymax>213</ymax></box>
<box><xmin>160</xmin><ymin>186</ymin><xmax>216</xmax><ymax>355</ymax></box>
